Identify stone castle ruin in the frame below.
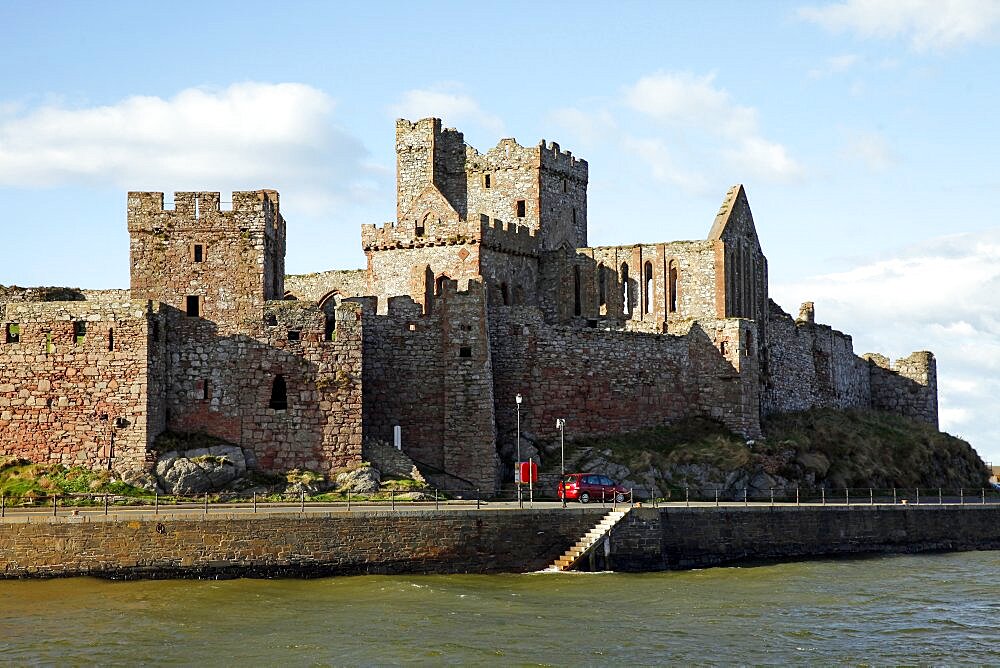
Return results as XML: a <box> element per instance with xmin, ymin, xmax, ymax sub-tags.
<box><xmin>0</xmin><ymin>117</ymin><xmax>938</xmax><ymax>493</ymax></box>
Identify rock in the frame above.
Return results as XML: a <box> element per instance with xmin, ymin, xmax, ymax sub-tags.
<box><xmin>335</xmin><ymin>465</ymin><xmax>380</xmax><ymax>494</ymax></box>
<box><xmin>154</xmin><ymin>445</ymin><xmax>246</xmax><ymax>495</ymax></box>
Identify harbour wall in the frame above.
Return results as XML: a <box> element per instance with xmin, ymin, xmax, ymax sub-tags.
<box><xmin>608</xmin><ymin>505</ymin><xmax>1000</xmax><ymax>571</ymax></box>
<box><xmin>0</xmin><ymin>508</ymin><xmax>604</xmax><ymax>579</ymax></box>
<box><xmin>4</xmin><ymin>505</ymin><xmax>1000</xmax><ymax>579</ymax></box>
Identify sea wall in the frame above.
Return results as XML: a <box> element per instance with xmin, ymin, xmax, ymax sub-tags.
<box><xmin>0</xmin><ymin>508</ymin><xmax>603</xmax><ymax>579</ymax></box>
<box><xmin>608</xmin><ymin>505</ymin><xmax>1000</xmax><ymax>571</ymax></box>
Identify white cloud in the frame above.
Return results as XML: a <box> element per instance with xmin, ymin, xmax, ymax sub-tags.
<box><xmin>390</xmin><ymin>87</ymin><xmax>504</xmax><ymax>135</ymax></box>
<box><xmin>808</xmin><ymin>53</ymin><xmax>862</xmax><ymax>78</ymax></box>
<box><xmin>799</xmin><ymin>0</ymin><xmax>1000</xmax><ymax>51</ymax></box>
<box><xmin>773</xmin><ymin>228</ymin><xmax>1000</xmax><ymax>458</ymax></box>
<box><xmin>0</xmin><ymin>82</ymin><xmax>378</xmax><ymax>215</ymax></box>
<box><xmin>622</xmin><ymin>72</ymin><xmax>803</xmax><ymax>187</ymax></box>
<box><xmin>841</xmin><ymin>129</ymin><xmax>895</xmax><ymax>170</ymax></box>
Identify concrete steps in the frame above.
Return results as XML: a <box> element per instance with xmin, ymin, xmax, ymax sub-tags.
<box><xmin>547</xmin><ymin>508</ymin><xmax>630</xmax><ymax>571</ymax></box>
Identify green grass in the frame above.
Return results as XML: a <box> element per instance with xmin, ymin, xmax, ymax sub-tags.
<box><xmin>0</xmin><ymin>457</ymin><xmax>148</xmax><ymax>501</ymax></box>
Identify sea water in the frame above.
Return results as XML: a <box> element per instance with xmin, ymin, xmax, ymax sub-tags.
<box><xmin>2</xmin><ymin>551</ymin><xmax>999</xmax><ymax>665</ymax></box>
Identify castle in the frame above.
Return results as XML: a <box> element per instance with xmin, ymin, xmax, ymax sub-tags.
<box><xmin>0</xmin><ymin>118</ymin><xmax>938</xmax><ymax>492</ymax></box>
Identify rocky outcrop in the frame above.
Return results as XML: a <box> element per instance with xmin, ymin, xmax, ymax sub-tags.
<box><xmin>154</xmin><ymin>445</ymin><xmax>248</xmax><ymax>495</ymax></box>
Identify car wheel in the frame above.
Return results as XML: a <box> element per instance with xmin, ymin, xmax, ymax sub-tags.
<box><xmin>615</xmin><ymin>492</ymin><xmax>625</xmax><ymax>503</ymax></box>
<box><xmin>579</xmin><ymin>492</ymin><xmax>590</xmax><ymax>504</ymax></box>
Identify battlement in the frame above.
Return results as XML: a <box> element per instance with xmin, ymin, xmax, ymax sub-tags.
<box><xmin>864</xmin><ymin>351</ymin><xmax>936</xmax><ymax>386</ymax></box>
<box><xmin>361</xmin><ymin>218</ymin><xmax>479</xmax><ymax>251</ymax></box>
<box><xmin>537</xmin><ymin>139</ymin><xmax>589</xmax><ymax>178</ymax></box>
<box><xmin>127</xmin><ymin>190</ymin><xmax>281</xmax><ymax>233</ymax></box>
<box><xmin>479</xmin><ymin>218</ymin><xmax>539</xmax><ymax>256</ymax></box>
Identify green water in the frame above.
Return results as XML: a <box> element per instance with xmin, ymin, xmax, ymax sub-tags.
<box><xmin>2</xmin><ymin>552</ymin><xmax>1000</xmax><ymax>665</ymax></box>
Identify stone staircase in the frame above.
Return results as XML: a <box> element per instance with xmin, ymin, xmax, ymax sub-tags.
<box><xmin>547</xmin><ymin>508</ymin><xmax>630</xmax><ymax>571</ymax></box>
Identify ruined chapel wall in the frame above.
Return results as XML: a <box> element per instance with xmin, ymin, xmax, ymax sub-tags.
<box><xmin>0</xmin><ymin>301</ymin><xmax>162</xmax><ymax>475</ymax></box>
<box><xmin>366</xmin><ymin>244</ymin><xmax>481</xmax><ymax>314</ymax></box>
<box><xmin>283</xmin><ymin>270</ymin><xmax>369</xmax><ymax>303</ymax></box>
<box><xmin>164</xmin><ymin>301</ymin><xmax>363</xmax><ymax>475</ymax></box>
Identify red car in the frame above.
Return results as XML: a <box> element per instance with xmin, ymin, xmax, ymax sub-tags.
<box><xmin>558</xmin><ymin>473</ymin><xmax>628</xmax><ymax>503</ymax></box>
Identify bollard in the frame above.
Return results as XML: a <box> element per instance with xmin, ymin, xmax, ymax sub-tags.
<box><xmin>155</xmin><ymin>492</ymin><xmax>158</xmax><ymax>515</ymax></box>
<box><xmin>204</xmin><ymin>493</ymin><xmax>209</xmax><ymax>514</ymax></box>
<box><xmin>253</xmin><ymin>491</ymin><xmax>257</xmax><ymax>513</ymax></box>
<box><xmin>476</xmin><ymin>489</ymin><xmax>481</xmax><ymax>510</ymax></box>
<box><xmin>796</xmin><ymin>487</ymin><xmax>800</xmax><ymax>506</ymax></box>
<box><xmin>300</xmin><ymin>490</ymin><xmax>305</xmax><ymax>513</ymax></box>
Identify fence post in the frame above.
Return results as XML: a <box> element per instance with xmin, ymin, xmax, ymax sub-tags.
<box><xmin>1</xmin><ymin>493</ymin><xmax>4</xmax><ymax>518</ymax></box>
<box><xmin>893</xmin><ymin>488</ymin><xmax>896</xmax><ymax>505</ymax></box>
<box><xmin>822</xmin><ymin>488</ymin><xmax>826</xmax><ymax>505</ymax></box>
<box><xmin>715</xmin><ymin>489</ymin><xmax>719</xmax><ymax>507</ymax></box>
<box><xmin>770</xmin><ymin>488</ymin><xmax>774</xmax><ymax>506</ymax></box>
<box><xmin>796</xmin><ymin>487</ymin><xmax>799</xmax><ymax>506</ymax></box>
<box><xmin>476</xmin><ymin>489</ymin><xmax>481</xmax><ymax>510</ymax></box>
<box><xmin>104</xmin><ymin>494</ymin><xmax>109</xmax><ymax>515</ymax></box>
<box><xmin>347</xmin><ymin>490</ymin><xmax>351</xmax><ymax>512</ymax></box>
<box><xmin>916</xmin><ymin>488</ymin><xmax>920</xmax><ymax>505</ymax></box>
<box><xmin>391</xmin><ymin>489</ymin><xmax>395</xmax><ymax>511</ymax></box>
<box><xmin>300</xmin><ymin>490</ymin><xmax>305</xmax><ymax>513</ymax></box>
<box><xmin>435</xmin><ymin>488</ymin><xmax>439</xmax><ymax>511</ymax></box>
<box><xmin>744</xmin><ymin>488</ymin><xmax>748</xmax><ymax>506</ymax></box>
<box><xmin>869</xmin><ymin>488</ymin><xmax>873</xmax><ymax>505</ymax></box>
<box><xmin>846</xmin><ymin>488</ymin><xmax>849</xmax><ymax>506</ymax></box>
<box><xmin>960</xmin><ymin>488</ymin><xmax>964</xmax><ymax>505</ymax></box>
<box><xmin>938</xmin><ymin>488</ymin><xmax>942</xmax><ymax>505</ymax></box>
<box><xmin>983</xmin><ymin>488</ymin><xmax>986</xmax><ymax>504</ymax></box>
<box><xmin>53</xmin><ymin>494</ymin><xmax>58</xmax><ymax>516</ymax></box>
<box><xmin>155</xmin><ymin>492</ymin><xmax>158</xmax><ymax>515</ymax></box>
<box><xmin>253</xmin><ymin>491</ymin><xmax>257</xmax><ymax>513</ymax></box>
<box><xmin>685</xmin><ymin>487</ymin><xmax>689</xmax><ymax>508</ymax></box>
<box><xmin>204</xmin><ymin>493</ymin><xmax>209</xmax><ymax>514</ymax></box>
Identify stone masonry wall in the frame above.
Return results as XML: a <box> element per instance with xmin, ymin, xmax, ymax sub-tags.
<box><xmin>608</xmin><ymin>505</ymin><xmax>1000</xmax><ymax>572</ymax></box>
<box><xmin>0</xmin><ymin>508</ymin><xmax>606</xmax><ymax>579</ymax></box>
<box><xmin>488</xmin><ymin>306</ymin><xmax>761</xmax><ymax>468</ymax></box>
<box><xmin>361</xmin><ymin>282</ymin><xmax>498</xmax><ymax>491</ymax></box>
<box><xmin>0</xmin><ymin>300</ymin><xmax>165</xmax><ymax>476</ymax></box>
<box><xmin>867</xmin><ymin>352</ymin><xmax>938</xmax><ymax>428</ymax></box>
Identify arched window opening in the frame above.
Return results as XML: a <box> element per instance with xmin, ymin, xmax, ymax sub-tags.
<box><xmin>668</xmin><ymin>261</ymin><xmax>679</xmax><ymax>313</ymax></box>
<box><xmin>621</xmin><ymin>263</ymin><xmax>630</xmax><ymax>315</ymax></box>
<box><xmin>598</xmin><ymin>263</ymin><xmax>606</xmax><ymax>307</ymax></box>
<box><xmin>283</xmin><ymin>292</ymin><xmax>298</xmax><ymax>301</ymax></box>
<box><xmin>644</xmin><ymin>261</ymin><xmax>653</xmax><ymax>315</ymax></box>
<box><xmin>269</xmin><ymin>374</ymin><xmax>288</xmax><ymax>410</ymax></box>
<box><xmin>424</xmin><ymin>266</ymin><xmax>434</xmax><ymax>315</ymax></box>
<box><xmin>573</xmin><ymin>266</ymin><xmax>582</xmax><ymax>316</ymax></box>
<box><xmin>501</xmin><ymin>282</ymin><xmax>510</xmax><ymax>306</ymax></box>
<box><xmin>436</xmin><ymin>275</ymin><xmax>449</xmax><ymax>296</ymax></box>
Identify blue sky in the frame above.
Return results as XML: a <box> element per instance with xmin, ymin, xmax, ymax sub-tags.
<box><xmin>2</xmin><ymin>0</ymin><xmax>999</xmax><ymax>459</ymax></box>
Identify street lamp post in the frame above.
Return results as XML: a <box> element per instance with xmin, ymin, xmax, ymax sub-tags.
<box><xmin>516</xmin><ymin>393</ymin><xmax>522</xmax><ymax>508</ymax></box>
<box><xmin>556</xmin><ymin>418</ymin><xmax>566</xmax><ymax>508</ymax></box>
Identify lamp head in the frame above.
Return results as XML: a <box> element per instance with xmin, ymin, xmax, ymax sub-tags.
<box><xmin>516</xmin><ymin>393</ymin><xmax>522</xmax><ymax>405</ymax></box>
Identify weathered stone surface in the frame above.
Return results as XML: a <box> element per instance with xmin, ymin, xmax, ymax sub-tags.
<box><xmin>334</xmin><ymin>465</ymin><xmax>380</xmax><ymax>493</ymax></box>
<box><xmin>154</xmin><ymin>444</ymin><xmax>247</xmax><ymax>495</ymax></box>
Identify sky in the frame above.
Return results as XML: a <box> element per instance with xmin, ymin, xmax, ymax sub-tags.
<box><xmin>1</xmin><ymin>0</ymin><xmax>998</xmax><ymax>459</ymax></box>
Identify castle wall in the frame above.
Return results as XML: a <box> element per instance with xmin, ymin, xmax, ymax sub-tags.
<box><xmin>127</xmin><ymin>190</ymin><xmax>284</xmax><ymax>332</ymax></box>
<box><xmin>164</xmin><ymin>301</ymin><xmax>363</xmax><ymax>474</ymax></box>
<box><xmin>0</xmin><ymin>300</ymin><xmax>165</xmax><ymax>476</ymax></box>
<box><xmin>360</xmin><ymin>284</ymin><xmax>498</xmax><ymax>491</ymax></box>
<box><xmin>763</xmin><ymin>301</ymin><xmax>871</xmax><ymax>415</ymax></box>
<box><xmin>488</xmin><ymin>307</ymin><xmax>761</xmax><ymax>462</ymax></box>
<box><xmin>283</xmin><ymin>269</ymin><xmax>368</xmax><ymax>303</ymax></box>
<box><xmin>867</xmin><ymin>352</ymin><xmax>938</xmax><ymax>428</ymax></box>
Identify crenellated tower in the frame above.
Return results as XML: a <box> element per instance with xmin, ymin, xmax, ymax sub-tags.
<box><xmin>127</xmin><ymin>190</ymin><xmax>285</xmax><ymax>330</ymax></box>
